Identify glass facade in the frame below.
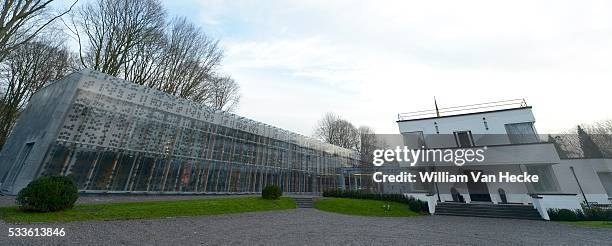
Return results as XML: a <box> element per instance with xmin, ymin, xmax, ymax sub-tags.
<box><xmin>34</xmin><ymin>74</ymin><xmax>358</xmax><ymax>194</ymax></box>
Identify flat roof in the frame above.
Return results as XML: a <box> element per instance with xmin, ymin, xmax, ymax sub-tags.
<box><xmin>396</xmin><ymin>106</ymin><xmax>532</xmax><ymax>123</ymax></box>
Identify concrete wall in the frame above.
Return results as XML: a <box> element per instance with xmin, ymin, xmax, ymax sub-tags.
<box><xmin>0</xmin><ymin>72</ymin><xmax>83</xmax><ymax>194</ymax></box>
<box><xmin>398</xmin><ymin>107</ymin><xmax>536</xmax><ymax>137</ymax></box>
<box><xmin>554</xmin><ymin>158</ymin><xmax>612</xmax><ymax>204</ymax></box>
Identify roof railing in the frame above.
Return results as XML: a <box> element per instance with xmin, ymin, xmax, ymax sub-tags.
<box><xmin>397</xmin><ymin>98</ymin><xmax>528</xmax><ymax>121</ymax></box>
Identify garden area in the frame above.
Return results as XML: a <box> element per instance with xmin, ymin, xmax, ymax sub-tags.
<box><xmin>314</xmin><ymin>189</ymin><xmax>428</xmax><ymax>217</ymax></box>
<box><xmin>0</xmin><ymin>177</ymin><xmax>295</xmax><ymax>223</ymax></box>
<box><xmin>315</xmin><ymin>198</ymin><xmax>421</xmax><ymax>217</ymax></box>
<box><xmin>0</xmin><ymin>196</ymin><xmax>296</xmax><ymax>223</ymax></box>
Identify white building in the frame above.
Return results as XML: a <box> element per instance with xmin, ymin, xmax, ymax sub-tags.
<box><xmin>395</xmin><ymin>99</ymin><xmax>612</xmax><ymax>220</ymax></box>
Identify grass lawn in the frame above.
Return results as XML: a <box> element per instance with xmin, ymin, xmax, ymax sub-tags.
<box><xmin>0</xmin><ymin>197</ymin><xmax>296</xmax><ymax>223</ymax></box>
<box><xmin>562</xmin><ymin>221</ymin><xmax>612</xmax><ymax>228</ymax></box>
<box><xmin>314</xmin><ymin>198</ymin><xmax>421</xmax><ymax>217</ymax></box>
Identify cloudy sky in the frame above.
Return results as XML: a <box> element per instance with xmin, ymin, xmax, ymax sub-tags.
<box><xmin>64</xmin><ymin>0</ymin><xmax>612</xmax><ymax>135</ymax></box>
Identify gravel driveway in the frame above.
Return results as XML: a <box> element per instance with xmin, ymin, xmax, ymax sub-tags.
<box><xmin>1</xmin><ymin>207</ymin><xmax>610</xmax><ymax>245</ymax></box>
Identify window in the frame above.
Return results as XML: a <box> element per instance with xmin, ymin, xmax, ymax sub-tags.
<box><xmin>505</xmin><ymin>122</ymin><xmax>538</xmax><ymax>144</ymax></box>
<box><xmin>454</xmin><ymin>131</ymin><xmax>473</xmax><ymax>147</ymax></box>
<box><xmin>402</xmin><ymin>131</ymin><xmax>426</xmax><ymax>148</ymax></box>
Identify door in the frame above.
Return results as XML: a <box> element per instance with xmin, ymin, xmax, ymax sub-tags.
<box><xmin>464</xmin><ymin>170</ymin><xmax>491</xmax><ymax>202</ymax></box>
<box><xmin>1</xmin><ymin>142</ymin><xmax>35</xmax><ymax>193</ymax></box>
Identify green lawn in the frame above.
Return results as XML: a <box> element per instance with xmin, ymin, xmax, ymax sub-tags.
<box><xmin>562</xmin><ymin>221</ymin><xmax>612</xmax><ymax>228</ymax></box>
<box><xmin>0</xmin><ymin>197</ymin><xmax>296</xmax><ymax>223</ymax></box>
<box><xmin>314</xmin><ymin>198</ymin><xmax>421</xmax><ymax>217</ymax></box>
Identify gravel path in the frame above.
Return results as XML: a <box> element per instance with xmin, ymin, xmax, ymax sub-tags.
<box><xmin>1</xmin><ymin>208</ymin><xmax>610</xmax><ymax>245</ymax></box>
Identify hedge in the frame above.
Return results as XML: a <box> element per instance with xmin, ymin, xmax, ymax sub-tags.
<box><xmin>547</xmin><ymin>207</ymin><xmax>612</xmax><ymax>221</ymax></box>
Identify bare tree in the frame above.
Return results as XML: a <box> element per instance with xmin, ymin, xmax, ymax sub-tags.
<box><xmin>155</xmin><ymin>17</ymin><xmax>223</xmax><ymax>102</ymax></box>
<box><xmin>0</xmin><ymin>0</ymin><xmax>77</xmax><ymax>63</ymax></box>
<box><xmin>122</xmin><ymin>27</ymin><xmax>165</xmax><ymax>86</ymax></box>
<box><xmin>356</xmin><ymin>126</ymin><xmax>380</xmax><ymax>166</ymax></box>
<box><xmin>314</xmin><ymin>112</ymin><xmax>359</xmax><ymax>149</ymax></box>
<box><xmin>548</xmin><ymin>120</ymin><xmax>612</xmax><ymax>158</ymax></box>
<box><xmin>72</xmin><ymin>0</ymin><xmax>165</xmax><ymax>76</ymax></box>
<box><xmin>207</xmin><ymin>75</ymin><xmax>240</xmax><ymax>112</ymax></box>
<box><xmin>584</xmin><ymin>120</ymin><xmax>612</xmax><ymax>157</ymax></box>
<box><xmin>70</xmin><ymin>7</ymin><xmax>226</xmax><ymax>105</ymax></box>
<box><xmin>0</xmin><ymin>36</ymin><xmax>75</xmax><ymax>147</ymax></box>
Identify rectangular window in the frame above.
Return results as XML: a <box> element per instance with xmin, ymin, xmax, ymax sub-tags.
<box><xmin>402</xmin><ymin>131</ymin><xmax>426</xmax><ymax>148</ymax></box>
<box><xmin>454</xmin><ymin>131</ymin><xmax>473</xmax><ymax>147</ymax></box>
<box><xmin>505</xmin><ymin>122</ymin><xmax>538</xmax><ymax>144</ymax></box>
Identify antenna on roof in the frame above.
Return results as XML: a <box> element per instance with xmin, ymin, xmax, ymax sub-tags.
<box><xmin>434</xmin><ymin>97</ymin><xmax>440</xmax><ymax>117</ymax></box>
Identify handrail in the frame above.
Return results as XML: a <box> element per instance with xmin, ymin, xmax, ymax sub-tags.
<box><xmin>398</xmin><ymin>98</ymin><xmax>528</xmax><ymax>121</ymax></box>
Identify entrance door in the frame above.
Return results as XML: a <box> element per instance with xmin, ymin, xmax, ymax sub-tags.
<box><xmin>464</xmin><ymin>170</ymin><xmax>491</xmax><ymax>202</ymax></box>
<box><xmin>1</xmin><ymin>142</ymin><xmax>34</xmax><ymax>193</ymax></box>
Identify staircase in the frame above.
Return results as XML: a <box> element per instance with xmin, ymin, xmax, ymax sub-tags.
<box><xmin>293</xmin><ymin>197</ymin><xmax>314</xmax><ymax>208</ymax></box>
<box><xmin>435</xmin><ymin>202</ymin><xmax>542</xmax><ymax>220</ymax></box>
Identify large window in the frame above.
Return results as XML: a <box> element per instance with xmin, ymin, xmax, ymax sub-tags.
<box><xmin>505</xmin><ymin>122</ymin><xmax>538</xmax><ymax>144</ymax></box>
<box><xmin>42</xmin><ymin>144</ymin><xmax>70</xmax><ymax>176</ymax></box>
<box><xmin>109</xmin><ymin>153</ymin><xmax>136</xmax><ymax>191</ymax></box>
<box><xmin>88</xmin><ymin>151</ymin><xmax>117</xmax><ymax>190</ymax></box>
<box><xmin>68</xmin><ymin>150</ymin><xmax>98</xmax><ymax>189</ymax></box>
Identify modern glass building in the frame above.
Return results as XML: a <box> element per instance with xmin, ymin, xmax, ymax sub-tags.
<box><xmin>0</xmin><ymin>70</ymin><xmax>359</xmax><ymax>195</ymax></box>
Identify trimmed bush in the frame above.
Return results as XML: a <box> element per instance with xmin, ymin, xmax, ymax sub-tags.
<box><xmin>548</xmin><ymin>207</ymin><xmax>611</xmax><ymax>221</ymax></box>
<box><xmin>16</xmin><ymin>175</ymin><xmax>79</xmax><ymax>212</ymax></box>
<box><xmin>262</xmin><ymin>185</ymin><xmax>282</xmax><ymax>200</ymax></box>
<box><xmin>322</xmin><ymin>189</ymin><xmax>429</xmax><ymax>214</ymax></box>
<box><xmin>583</xmin><ymin>207</ymin><xmax>612</xmax><ymax>221</ymax></box>
<box><xmin>548</xmin><ymin>208</ymin><xmax>580</xmax><ymax>221</ymax></box>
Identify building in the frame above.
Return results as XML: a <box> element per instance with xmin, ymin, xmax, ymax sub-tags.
<box><xmin>0</xmin><ymin>70</ymin><xmax>359</xmax><ymax>195</ymax></box>
<box><xmin>390</xmin><ymin>99</ymin><xmax>612</xmax><ymax>219</ymax></box>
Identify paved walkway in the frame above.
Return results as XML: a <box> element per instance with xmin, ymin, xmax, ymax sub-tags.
<box><xmin>1</xmin><ymin>208</ymin><xmax>609</xmax><ymax>245</ymax></box>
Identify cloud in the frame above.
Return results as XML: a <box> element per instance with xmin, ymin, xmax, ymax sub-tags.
<box><xmin>170</xmin><ymin>0</ymin><xmax>612</xmax><ymax>135</ymax></box>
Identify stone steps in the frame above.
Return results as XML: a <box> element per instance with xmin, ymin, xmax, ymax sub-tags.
<box><xmin>293</xmin><ymin>197</ymin><xmax>314</xmax><ymax>208</ymax></box>
<box><xmin>435</xmin><ymin>202</ymin><xmax>542</xmax><ymax>220</ymax></box>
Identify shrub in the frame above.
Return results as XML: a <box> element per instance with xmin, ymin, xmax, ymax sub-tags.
<box><xmin>16</xmin><ymin>175</ymin><xmax>79</xmax><ymax>212</ymax></box>
<box><xmin>262</xmin><ymin>185</ymin><xmax>282</xmax><ymax>200</ymax></box>
<box><xmin>322</xmin><ymin>189</ymin><xmax>429</xmax><ymax>214</ymax></box>
<box><xmin>547</xmin><ymin>209</ymin><xmax>580</xmax><ymax>221</ymax></box>
<box><xmin>583</xmin><ymin>207</ymin><xmax>612</xmax><ymax>221</ymax></box>
<box><xmin>548</xmin><ymin>207</ymin><xmax>612</xmax><ymax>221</ymax></box>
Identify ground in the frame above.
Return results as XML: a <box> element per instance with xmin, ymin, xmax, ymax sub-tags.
<box><xmin>0</xmin><ymin>195</ymin><xmax>610</xmax><ymax>245</ymax></box>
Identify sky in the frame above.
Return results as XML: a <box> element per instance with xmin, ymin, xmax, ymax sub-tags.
<box><xmin>59</xmin><ymin>0</ymin><xmax>612</xmax><ymax>136</ymax></box>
